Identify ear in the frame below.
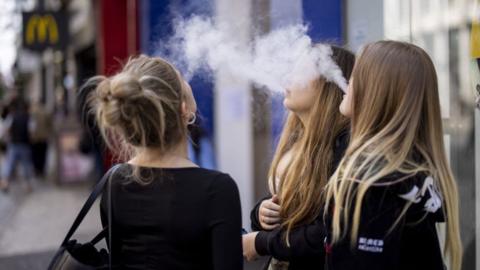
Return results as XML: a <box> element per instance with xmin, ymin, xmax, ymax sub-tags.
<box><xmin>181</xmin><ymin>101</ymin><xmax>188</xmax><ymax>117</ymax></box>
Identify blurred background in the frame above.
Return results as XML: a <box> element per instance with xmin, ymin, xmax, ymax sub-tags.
<box><xmin>0</xmin><ymin>0</ymin><xmax>478</xmax><ymax>269</ymax></box>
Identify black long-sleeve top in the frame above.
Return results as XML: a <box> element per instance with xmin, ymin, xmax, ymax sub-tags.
<box><xmin>100</xmin><ymin>164</ymin><xmax>243</xmax><ymax>270</ymax></box>
<box><xmin>255</xmin><ymin>170</ymin><xmax>446</xmax><ymax>270</ymax></box>
<box><xmin>250</xmin><ymin>129</ymin><xmax>349</xmax><ymax>269</ymax></box>
<box><xmin>323</xmin><ymin>173</ymin><xmax>445</xmax><ymax>270</ymax></box>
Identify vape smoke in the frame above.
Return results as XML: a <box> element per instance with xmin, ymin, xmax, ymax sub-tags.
<box><xmin>158</xmin><ymin>16</ymin><xmax>348</xmax><ymax>93</ymax></box>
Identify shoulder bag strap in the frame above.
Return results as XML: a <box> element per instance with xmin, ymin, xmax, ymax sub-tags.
<box><xmin>108</xmin><ymin>163</ymin><xmax>113</xmax><ymax>269</ymax></box>
<box><xmin>60</xmin><ymin>164</ymin><xmax>121</xmax><ymax>247</ymax></box>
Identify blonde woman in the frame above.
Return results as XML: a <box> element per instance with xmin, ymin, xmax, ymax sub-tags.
<box><xmin>322</xmin><ymin>40</ymin><xmax>462</xmax><ymax>269</ymax></box>
<box><xmin>88</xmin><ymin>55</ymin><xmax>243</xmax><ymax>270</ymax></box>
<box><xmin>244</xmin><ymin>46</ymin><xmax>355</xmax><ymax>270</ymax></box>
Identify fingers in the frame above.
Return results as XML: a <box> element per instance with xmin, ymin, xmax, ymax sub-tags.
<box><xmin>261</xmin><ymin>223</ymin><xmax>280</xmax><ymax>230</ymax></box>
<box><xmin>262</xmin><ymin>215</ymin><xmax>281</xmax><ymax>224</ymax></box>
<box><xmin>272</xmin><ymin>194</ymin><xmax>279</xmax><ymax>204</ymax></box>
<box><xmin>259</xmin><ymin>210</ymin><xmax>280</xmax><ymax>227</ymax></box>
<box><xmin>259</xmin><ymin>219</ymin><xmax>280</xmax><ymax>230</ymax></box>
<box><xmin>258</xmin><ymin>197</ymin><xmax>281</xmax><ymax>230</ymax></box>
<box><xmin>260</xmin><ymin>207</ymin><xmax>280</xmax><ymax>218</ymax></box>
<box><xmin>260</xmin><ymin>199</ymin><xmax>280</xmax><ymax>213</ymax></box>
<box><xmin>259</xmin><ymin>207</ymin><xmax>280</xmax><ymax>229</ymax></box>
<box><xmin>265</xmin><ymin>200</ymin><xmax>281</xmax><ymax>212</ymax></box>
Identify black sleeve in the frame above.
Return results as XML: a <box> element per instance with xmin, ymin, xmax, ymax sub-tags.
<box><xmin>250</xmin><ymin>195</ymin><xmax>272</xmax><ymax>231</ymax></box>
<box><xmin>327</xmin><ymin>184</ymin><xmax>409</xmax><ymax>270</ymax></box>
<box><xmin>251</xmin><ymin>131</ymin><xmax>350</xmax><ymax>260</ymax></box>
<box><xmin>255</xmin><ymin>210</ymin><xmax>327</xmax><ymax>261</ymax></box>
<box><xmin>207</xmin><ymin>174</ymin><xmax>243</xmax><ymax>270</ymax></box>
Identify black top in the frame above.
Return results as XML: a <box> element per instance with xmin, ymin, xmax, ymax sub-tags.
<box><xmin>323</xmin><ymin>172</ymin><xmax>445</xmax><ymax>270</ymax></box>
<box><xmin>251</xmin><ymin>129</ymin><xmax>349</xmax><ymax>270</ymax></box>
<box><xmin>100</xmin><ymin>164</ymin><xmax>243</xmax><ymax>270</ymax></box>
<box><xmin>255</xmin><ymin>171</ymin><xmax>446</xmax><ymax>270</ymax></box>
<box><xmin>9</xmin><ymin>112</ymin><xmax>30</xmax><ymax>144</ymax></box>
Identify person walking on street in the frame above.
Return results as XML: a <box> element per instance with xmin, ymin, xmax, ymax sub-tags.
<box><xmin>30</xmin><ymin>102</ymin><xmax>52</xmax><ymax>179</ymax></box>
<box><xmin>0</xmin><ymin>98</ymin><xmax>35</xmax><ymax>192</ymax></box>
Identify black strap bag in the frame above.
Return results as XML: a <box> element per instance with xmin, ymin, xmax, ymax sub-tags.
<box><xmin>48</xmin><ymin>165</ymin><xmax>120</xmax><ymax>269</ymax></box>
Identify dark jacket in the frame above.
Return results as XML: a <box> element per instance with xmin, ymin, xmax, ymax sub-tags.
<box><xmin>254</xmin><ymin>160</ymin><xmax>446</xmax><ymax>269</ymax></box>
<box><xmin>9</xmin><ymin>112</ymin><xmax>31</xmax><ymax>144</ymax></box>
<box><xmin>324</xmin><ymin>172</ymin><xmax>445</xmax><ymax>270</ymax></box>
<box><xmin>251</xmin><ymin>129</ymin><xmax>349</xmax><ymax>270</ymax></box>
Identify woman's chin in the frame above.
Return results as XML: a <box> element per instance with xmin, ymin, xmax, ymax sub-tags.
<box><xmin>283</xmin><ymin>99</ymin><xmax>294</xmax><ymax>111</ymax></box>
<box><xmin>339</xmin><ymin>104</ymin><xmax>350</xmax><ymax>117</ymax></box>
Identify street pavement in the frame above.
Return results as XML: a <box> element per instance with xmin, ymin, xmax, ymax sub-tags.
<box><xmin>0</xmin><ymin>179</ymin><xmax>101</xmax><ymax>269</ymax></box>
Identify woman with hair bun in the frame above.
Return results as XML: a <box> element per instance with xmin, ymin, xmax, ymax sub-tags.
<box><xmin>87</xmin><ymin>55</ymin><xmax>243</xmax><ymax>270</ymax></box>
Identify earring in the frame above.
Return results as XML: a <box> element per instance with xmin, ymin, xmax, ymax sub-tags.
<box><xmin>187</xmin><ymin>112</ymin><xmax>196</xmax><ymax>125</ymax></box>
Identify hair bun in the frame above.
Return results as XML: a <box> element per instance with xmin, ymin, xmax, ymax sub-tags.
<box><xmin>110</xmin><ymin>74</ymin><xmax>143</xmax><ymax>100</ymax></box>
<box><xmin>92</xmin><ymin>55</ymin><xmax>188</xmax><ymax>160</ymax></box>
<box><xmin>95</xmin><ymin>74</ymin><xmax>144</xmax><ymax>128</ymax></box>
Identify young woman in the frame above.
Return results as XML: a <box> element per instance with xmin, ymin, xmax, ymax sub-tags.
<box><xmin>323</xmin><ymin>40</ymin><xmax>462</xmax><ymax>270</ymax></box>
<box><xmin>88</xmin><ymin>55</ymin><xmax>243</xmax><ymax>270</ymax></box>
<box><xmin>244</xmin><ymin>45</ymin><xmax>355</xmax><ymax>270</ymax></box>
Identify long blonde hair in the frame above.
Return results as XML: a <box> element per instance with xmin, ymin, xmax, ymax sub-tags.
<box><xmin>270</xmin><ymin>46</ymin><xmax>355</xmax><ymax>242</ymax></box>
<box><xmin>325</xmin><ymin>41</ymin><xmax>462</xmax><ymax>270</ymax></box>
<box><xmin>87</xmin><ymin>55</ymin><xmax>189</xmax><ymax>183</ymax></box>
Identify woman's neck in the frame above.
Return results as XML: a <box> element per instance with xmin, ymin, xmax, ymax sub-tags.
<box><xmin>295</xmin><ymin>111</ymin><xmax>310</xmax><ymax>126</ymax></box>
<box><xmin>128</xmin><ymin>141</ymin><xmax>198</xmax><ymax>168</ymax></box>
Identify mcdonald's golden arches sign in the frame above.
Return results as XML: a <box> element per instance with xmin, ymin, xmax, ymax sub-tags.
<box><xmin>22</xmin><ymin>11</ymin><xmax>68</xmax><ymax>51</ymax></box>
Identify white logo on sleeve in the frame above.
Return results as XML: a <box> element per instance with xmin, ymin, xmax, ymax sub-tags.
<box><xmin>398</xmin><ymin>176</ymin><xmax>442</xmax><ymax>213</ymax></box>
<box><xmin>398</xmin><ymin>185</ymin><xmax>421</xmax><ymax>203</ymax></box>
<box><xmin>358</xmin><ymin>237</ymin><xmax>384</xmax><ymax>253</ymax></box>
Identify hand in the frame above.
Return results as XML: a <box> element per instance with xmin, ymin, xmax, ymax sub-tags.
<box><xmin>259</xmin><ymin>195</ymin><xmax>281</xmax><ymax>230</ymax></box>
<box><xmin>242</xmin><ymin>232</ymin><xmax>259</xmax><ymax>261</ymax></box>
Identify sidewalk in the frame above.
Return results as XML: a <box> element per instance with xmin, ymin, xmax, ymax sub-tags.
<box><xmin>0</xmin><ymin>180</ymin><xmax>101</xmax><ymax>269</ymax></box>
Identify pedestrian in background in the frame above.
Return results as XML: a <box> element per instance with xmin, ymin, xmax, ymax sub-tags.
<box><xmin>0</xmin><ymin>98</ymin><xmax>34</xmax><ymax>192</ymax></box>
<box><xmin>30</xmin><ymin>102</ymin><xmax>52</xmax><ymax>179</ymax></box>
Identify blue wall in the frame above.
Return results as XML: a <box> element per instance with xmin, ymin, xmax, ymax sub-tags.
<box><xmin>303</xmin><ymin>0</ymin><xmax>343</xmax><ymax>44</ymax></box>
<box><xmin>140</xmin><ymin>0</ymin><xmax>216</xmax><ymax>167</ymax></box>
